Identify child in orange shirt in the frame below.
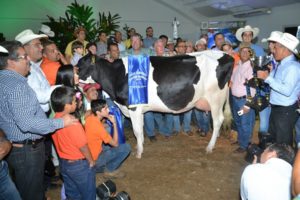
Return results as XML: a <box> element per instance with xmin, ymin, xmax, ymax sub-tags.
<box><xmin>51</xmin><ymin>86</ymin><xmax>96</xmax><ymax>199</ymax></box>
<box><xmin>85</xmin><ymin>99</ymin><xmax>131</xmax><ymax>179</ymax></box>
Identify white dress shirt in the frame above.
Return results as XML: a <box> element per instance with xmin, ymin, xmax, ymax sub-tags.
<box><xmin>240</xmin><ymin>158</ymin><xmax>292</xmax><ymax>200</ymax></box>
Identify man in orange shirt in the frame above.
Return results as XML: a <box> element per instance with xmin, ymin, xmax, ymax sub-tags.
<box><xmin>85</xmin><ymin>99</ymin><xmax>131</xmax><ymax>178</ymax></box>
<box><xmin>51</xmin><ymin>86</ymin><xmax>96</xmax><ymax>199</ymax></box>
<box><xmin>41</xmin><ymin>40</ymin><xmax>67</xmax><ymax>85</ymax></box>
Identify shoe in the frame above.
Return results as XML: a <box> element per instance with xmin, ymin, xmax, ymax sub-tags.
<box><xmin>149</xmin><ymin>136</ymin><xmax>157</xmax><ymax>142</ymax></box>
<box><xmin>231</xmin><ymin>141</ymin><xmax>239</xmax><ymax>146</ymax></box>
<box><xmin>103</xmin><ymin>170</ymin><xmax>126</xmax><ymax>179</ymax></box>
<box><xmin>233</xmin><ymin>147</ymin><xmax>246</xmax><ymax>154</ymax></box>
<box><xmin>183</xmin><ymin>131</ymin><xmax>193</xmax><ymax>136</ymax></box>
<box><xmin>197</xmin><ymin>130</ymin><xmax>207</xmax><ymax>137</ymax></box>
<box><xmin>172</xmin><ymin>131</ymin><xmax>179</xmax><ymax>136</ymax></box>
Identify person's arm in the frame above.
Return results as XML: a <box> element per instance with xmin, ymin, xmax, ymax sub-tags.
<box><xmin>107</xmin><ymin>115</ymin><xmax>119</xmax><ymax>147</ymax></box>
<box><xmin>79</xmin><ymin>144</ymin><xmax>95</xmax><ymax>168</ymax></box>
<box><xmin>8</xmin><ymin>85</ymin><xmax>77</xmax><ymax>134</ymax></box>
<box><xmin>292</xmin><ymin>149</ymin><xmax>300</xmax><ymax>196</ymax></box>
<box><xmin>0</xmin><ymin>130</ymin><xmax>11</xmax><ymax>160</ymax></box>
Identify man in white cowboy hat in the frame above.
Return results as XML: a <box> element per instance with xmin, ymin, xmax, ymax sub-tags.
<box><xmin>39</xmin><ymin>24</ymin><xmax>55</xmax><ymax>38</ymax></box>
<box><xmin>0</xmin><ymin>41</ymin><xmax>77</xmax><ymax>200</ymax></box>
<box><xmin>235</xmin><ymin>25</ymin><xmax>265</xmax><ymax>57</ymax></box>
<box><xmin>257</xmin><ymin>32</ymin><xmax>300</xmax><ymax>147</ymax></box>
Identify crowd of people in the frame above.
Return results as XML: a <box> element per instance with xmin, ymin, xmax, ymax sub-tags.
<box><xmin>0</xmin><ymin>22</ymin><xmax>299</xmax><ymax>200</ymax></box>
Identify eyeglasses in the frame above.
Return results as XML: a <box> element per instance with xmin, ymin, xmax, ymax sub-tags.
<box><xmin>16</xmin><ymin>54</ymin><xmax>28</xmax><ymax>60</ymax></box>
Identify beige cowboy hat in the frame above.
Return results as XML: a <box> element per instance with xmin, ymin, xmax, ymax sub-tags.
<box><xmin>195</xmin><ymin>38</ymin><xmax>207</xmax><ymax>46</ymax></box>
<box><xmin>0</xmin><ymin>45</ymin><xmax>8</xmax><ymax>54</ymax></box>
<box><xmin>15</xmin><ymin>29</ymin><xmax>47</xmax><ymax>45</ymax></box>
<box><xmin>235</xmin><ymin>25</ymin><xmax>260</xmax><ymax>42</ymax></box>
<box><xmin>261</xmin><ymin>31</ymin><xmax>283</xmax><ymax>43</ymax></box>
<box><xmin>40</xmin><ymin>24</ymin><xmax>55</xmax><ymax>37</ymax></box>
<box><xmin>271</xmin><ymin>32</ymin><xmax>299</xmax><ymax>54</ymax></box>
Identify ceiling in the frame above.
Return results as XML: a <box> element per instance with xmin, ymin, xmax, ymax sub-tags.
<box><xmin>155</xmin><ymin>0</ymin><xmax>300</xmax><ymax>18</ymax></box>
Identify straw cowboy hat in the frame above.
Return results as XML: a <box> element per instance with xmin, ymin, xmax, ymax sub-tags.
<box><xmin>271</xmin><ymin>32</ymin><xmax>299</xmax><ymax>54</ymax></box>
<box><xmin>15</xmin><ymin>29</ymin><xmax>47</xmax><ymax>45</ymax></box>
<box><xmin>235</xmin><ymin>25</ymin><xmax>260</xmax><ymax>42</ymax></box>
<box><xmin>40</xmin><ymin>24</ymin><xmax>55</xmax><ymax>37</ymax></box>
<box><xmin>261</xmin><ymin>31</ymin><xmax>283</xmax><ymax>43</ymax></box>
<box><xmin>195</xmin><ymin>38</ymin><xmax>207</xmax><ymax>46</ymax></box>
<box><xmin>0</xmin><ymin>45</ymin><xmax>8</xmax><ymax>54</ymax></box>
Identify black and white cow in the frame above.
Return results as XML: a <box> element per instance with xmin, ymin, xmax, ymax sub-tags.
<box><xmin>78</xmin><ymin>51</ymin><xmax>234</xmax><ymax>158</ymax></box>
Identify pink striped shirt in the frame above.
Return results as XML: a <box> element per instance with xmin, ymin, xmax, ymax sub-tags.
<box><xmin>231</xmin><ymin>60</ymin><xmax>255</xmax><ymax>97</ymax></box>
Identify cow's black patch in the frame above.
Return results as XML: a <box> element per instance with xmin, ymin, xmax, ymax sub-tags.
<box><xmin>150</xmin><ymin>55</ymin><xmax>200</xmax><ymax>111</ymax></box>
<box><xmin>216</xmin><ymin>54</ymin><xmax>234</xmax><ymax>89</ymax></box>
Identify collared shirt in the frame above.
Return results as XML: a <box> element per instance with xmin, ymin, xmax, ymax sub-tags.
<box><xmin>240</xmin><ymin>158</ymin><xmax>292</xmax><ymax>200</ymax></box>
<box><xmin>27</xmin><ymin>60</ymin><xmax>53</xmax><ymax>112</ymax></box>
<box><xmin>231</xmin><ymin>60</ymin><xmax>255</xmax><ymax>97</ymax></box>
<box><xmin>0</xmin><ymin>70</ymin><xmax>63</xmax><ymax>142</ymax></box>
<box><xmin>96</xmin><ymin>41</ymin><xmax>107</xmax><ymax>56</ymax></box>
<box><xmin>265</xmin><ymin>54</ymin><xmax>300</xmax><ymax>106</ymax></box>
<box><xmin>143</xmin><ymin>37</ymin><xmax>157</xmax><ymax>48</ymax></box>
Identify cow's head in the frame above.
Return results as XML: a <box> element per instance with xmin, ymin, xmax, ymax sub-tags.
<box><xmin>77</xmin><ymin>53</ymin><xmax>98</xmax><ymax>82</ymax></box>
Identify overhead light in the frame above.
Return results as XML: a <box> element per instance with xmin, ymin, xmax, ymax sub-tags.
<box><xmin>233</xmin><ymin>8</ymin><xmax>272</xmax><ymax>18</ymax></box>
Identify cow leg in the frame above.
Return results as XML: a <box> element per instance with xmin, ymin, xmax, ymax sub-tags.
<box><xmin>129</xmin><ymin>107</ymin><xmax>144</xmax><ymax>159</ymax></box>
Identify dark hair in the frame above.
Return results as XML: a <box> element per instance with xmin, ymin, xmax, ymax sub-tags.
<box><xmin>42</xmin><ymin>39</ymin><xmax>55</xmax><ymax>51</ymax></box>
<box><xmin>159</xmin><ymin>35</ymin><xmax>168</xmax><ymax>41</ymax></box>
<box><xmin>107</xmin><ymin>42</ymin><xmax>119</xmax><ymax>52</ymax></box>
<box><xmin>55</xmin><ymin>64</ymin><xmax>75</xmax><ymax>87</ymax></box>
<box><xmin>0</xmin><ymin>41</ymin><xmax>23</xmax><ymax>69</ymax></box>
<box><xmin>72</xmin><ymin>41</ymin><xmax>83</xmax><ymax>52</ymax></box>
<box><xmin>267</xmin><ymin>143</ymin><xmax>295</xmax><ymax>165</ymax></box>
<box><xmin>214</xmin><ymin>32</ymin><xmax>224</xmax><ymax>41</ymax></box>
<box><xmin>51</xmin><ymin>86</ymin><xmax>76</xmax><ymax>112</ymax></box>
<box><xmin>146</xmin><ymin>26</ymin><xmax>153</xmax><ymax>31</ymax></box>
<box><xmin>91</xmin><ymin>99</ymin><xmax>107</xmax><ymax>116</ymax></box>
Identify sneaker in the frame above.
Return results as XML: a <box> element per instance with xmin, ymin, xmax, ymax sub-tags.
<box><xmin>149</xmin><ymin>136</ymin><xmax>157</xmax><ymax>142</ymax></box>
<box><xmin>103</xmin><ymin>170</ymin><xmax>126</xmax><ymax>179</ymax></box>
<box><xmin>183</xmin><ymin>131</ymin><xmax>193</xmax><ymax>136</ymax></box>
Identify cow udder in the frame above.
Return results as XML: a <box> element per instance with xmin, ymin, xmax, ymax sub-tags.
<box><xmin>195</xmin><ymin>99</ymin><xmax>211</xmax><ymax>112</ymax></box>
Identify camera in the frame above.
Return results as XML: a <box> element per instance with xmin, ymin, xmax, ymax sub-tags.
<box><xmin>96</xmin><ymin>180</ymin><xmax>116</xmax><ymax>200</ymax></box>
<box><xmin>109</xmin><ymin>191</ymin><xmax>131</xmax><ymax>200</ymax></box>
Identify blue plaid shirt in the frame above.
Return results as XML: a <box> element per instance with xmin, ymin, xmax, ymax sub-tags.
<box><xmin>0</xmin><ymin>70</ymin><xmax>63</xmax><ymax>142</ymax></box>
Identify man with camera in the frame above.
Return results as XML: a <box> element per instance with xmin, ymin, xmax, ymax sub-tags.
<box><xmin>240</xmin><ymin>143</ymin><xmax>295</xmax><ymax>200</ymax></box>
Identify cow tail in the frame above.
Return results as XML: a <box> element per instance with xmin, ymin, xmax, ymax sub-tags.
<box><xmin>222</xmin><ymin>88</ymin><xmax>232</xmax><ymax>132</ymax></box>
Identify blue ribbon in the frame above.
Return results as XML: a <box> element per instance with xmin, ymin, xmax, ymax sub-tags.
<box><xmin>128</xmin><ymin>55</ymin><xmax>150</xmax><ymax>106</ymax></box>
<box><xmin>106</xmin><ymin>105</ymin><xmax>126</xmax><ymax>144</ymax></box>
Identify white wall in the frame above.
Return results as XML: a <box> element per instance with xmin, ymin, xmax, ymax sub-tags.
<box><xmin>0</xmin><ymin>0</ymin><xmax>299</xmax><ymax>45</ymax></box>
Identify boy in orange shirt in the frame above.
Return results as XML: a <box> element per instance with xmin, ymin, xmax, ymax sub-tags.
<box><xmin>85</xmin><ymin>99</ymin><xmax>131</xmax><ymax>178</ymax></box>
<box><xmin>51</xmin><ymin>86</ymin><xmax>96</xmax><ymax>199</ymax></box>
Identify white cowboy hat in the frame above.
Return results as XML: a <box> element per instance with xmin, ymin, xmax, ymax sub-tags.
<box><xmin>235</xmin><ymin>25</ymin><xmax>260</xmax><ymax>42</ymax></box>
<box><xmin>271</xmin><ymin>32</ymin><xmax>299</xmax><ymax>54</ymax></box>
<box><xmin>0</xmin><ymin>45</ymin><xmax>8</xmax><ymax>53</ymax></box>
<box><xmin>195</xmin><ymin>38</ymin><xmax>207</xmax><ymax>46</ymax></box>
<box><xmin>15</xmin><ymin>29</ymin><xmax>47</xmax><ymax>45</ymax></box>
<box><xmin>261</xmin><ymin>31</ymin><xmax>283</xmax><ymax>43</ymax></box>
<box><xmin>40</xmin><ymin>24</ymin><xmax>55</xmax><ymax>37</ymax></box>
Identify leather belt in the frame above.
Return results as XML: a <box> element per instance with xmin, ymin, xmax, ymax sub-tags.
<box><xmin>61</xmin><ymin>158</ymin><xmax>86</xmax><ymax>163</ymax></box>
<box><xmin>12</xmin><ymin>137</ymin><xmax>44</xmax><ymax>148</ymax></box>
<box><xmin>233</xmin><ymin>95</ymin><xmax>246</xmax><ymax>99</ymax></box>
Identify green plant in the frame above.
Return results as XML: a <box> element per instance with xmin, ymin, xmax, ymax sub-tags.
<box><xmin>43</xmin><ymin>0</ymin><xmax>121</xmax><ymax>51</ymax></box>
<box><xmin>97</xmin><ymin>12</ymin><xmax>121</xmax><ymax>35</ymax></box>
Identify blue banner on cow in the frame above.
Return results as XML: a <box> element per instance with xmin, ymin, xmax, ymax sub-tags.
<box><xmin>107</xmin><ymin>105</ymin><xmax>126</xmax><ymax>144</ymax></box>
<box><xmin>128</xmin><ymin>55</ymin><xmax>150</xmax><ymax>106</ymax></box>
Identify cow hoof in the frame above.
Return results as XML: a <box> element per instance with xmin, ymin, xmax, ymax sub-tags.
<box><xmin>136</xmin><ymin>153</ymin><xmax>142</xmax><ymax>159</ymax></box>
<box><xmin>206</xmin><ymin>146</ymin><xmax>213</xmax><ymax>153</ymax></box>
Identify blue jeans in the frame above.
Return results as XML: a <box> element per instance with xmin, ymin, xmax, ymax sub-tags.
<box><xmin>194</xmin><ymin>109</ymin><xmax>211</xmax><ymax>133</ymax></box>
<box><xmin>144</xmin><ymin>112</ymin><xmax>167</xmax><ymax>137</ymax></box>
<box><xmin>232</xmin><ymin>97</ymin><xmax>255</xmax><ymax>149</ymax></box>
<box><xmin>7</xmin><ymin>142</ymin><xmax>45</xmax><ymax>200</ymax></box>
<box><xmin>164</xmin><ymin>114</ymin><xmax>181</xmax><ymax>134</ymax></box>
<box><xmin>95</xmin><ymin>143</ymin><xmax>131</xmax><ymax>173</ymax></box>
<box><xmin>295</xmin><ymin>117</ymin><xmax>300</xmax><ymax>144</ymax></box>
<box><xmin>60</xmin><ymin>159</ymin><xmax>96</xmax><ymax>200</ymax></box>
<box><xmin>182</xmin><ymin>110</ymin><xmax>193</xmax><ymax>132</ymax></box>
<box><xmin>259</xmin><ymin>106</ymin><xmax>271</xmax><ymax>133</ymax></box>
<box><xmin>0</xmin><ymin>160</ymin><xmax>21</xmax><ymax>200</ymax></box>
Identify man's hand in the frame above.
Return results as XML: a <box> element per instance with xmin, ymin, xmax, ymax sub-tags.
<box><xmin>62</xmin><ymin>114</ymin><xmax>78</xmax><ymax>127</ymax></box>
<box><xmin>89</xmin><ymin>160</ymin><xmax>96</xmax><ymax>168</ymax></box>
<box><xmin>0</xmin><ymin>140</ymin><xmax>11</xmax><ymax>160</ymax></box>
<box><xmin>257</xmin><ymin>70</ymin><xmax>269</xmax><ymax>80</ymax></box>
<box><xmin>107</xmin><ymin>115</ymin><xmax>116</xmax><ymax>125</ymax></box>
<box><xmin>58</xmin><ymin>51</ymin><xmax>68</xmax><ymax>65</ymax></box>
